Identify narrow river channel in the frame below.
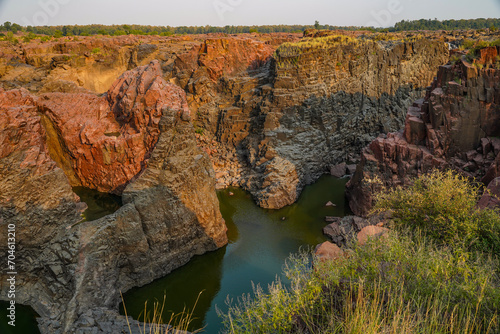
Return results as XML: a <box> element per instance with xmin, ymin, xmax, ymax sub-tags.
<box><xmin>121</xmin><ymin>175</ymin><xmax>351</xmax><ymax>333</ymax></box>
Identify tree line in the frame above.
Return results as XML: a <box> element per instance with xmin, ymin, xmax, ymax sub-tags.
<box><xmin>393</xmin><ymin>18</ymin><xmax>500</xmax><ymax>31</ymax></box>
<box><xmin>0</xmin><ymin>18</ymin><xmax>499</xmax><ymax>37</ymax></box>
<box><xmin>0</xmin><ymin>23</ymin><xmax>365</xmax><ymax>37</ymax></box>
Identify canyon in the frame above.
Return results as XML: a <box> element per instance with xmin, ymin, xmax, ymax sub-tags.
<box><xmin>1</xmin><ymin>29</ymin><xmax>499</xmax><ymax>333</ymax></box>
<box><xmin>347</xmin><ymin>46</ymin><xmax>500</xmax><ymax>216</ymax></box>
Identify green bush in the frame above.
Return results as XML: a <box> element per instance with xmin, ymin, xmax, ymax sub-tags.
<box><xmin>219</xmin><ymin>232</ymin><xmax>500</xmax><ymax>333</ymax></box>
<box><xmin>462</xmin><ymin>39</ymin><xmax>475</xmax><ymax>49</ymax></box>
<box><xmin>374</xmin><ymin>170</ymin><xmax>500</xmax><ymax>255</ymax></box>
<box><xmin>491</xmin><ymin>39</ymin><xmax>500</xmax><ymax>47</ymax></box>
<box><xmin>219</xmin><ymin>171</ymin><xmax>500</xmax><ymax>333</ymax></box>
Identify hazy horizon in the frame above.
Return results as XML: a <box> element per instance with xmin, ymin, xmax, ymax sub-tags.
<box><xmin>0</xmin><ymin>0</ymin><xmax>499</xmax><ymax>28</ymax></box>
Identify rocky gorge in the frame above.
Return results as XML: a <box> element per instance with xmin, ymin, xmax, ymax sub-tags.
<box><xmin>347</xmin><ymin>46</ymin><xmax>500</xmax><ymax>216</ymax></box>
<box><xmin>0</xmin><ymin>60</ymin><xmax>226</xmax><ymax>333</ymax></box>
<box><xmin>1</xmin><ymin>29</ymin><xmax>499</xmax><ymax>333</ymax></box>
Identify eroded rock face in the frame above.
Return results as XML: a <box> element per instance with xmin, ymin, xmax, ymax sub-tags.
<box><xmin>0</xmin><ymin>35</ymin><xmax>186</xmax><ymax>94</ymax></box>
<box><xmin>0</xmin><ymin>62</ymin><xmax>227</xmax><ymax>333</ymax></box>
<box><xmin>39</xmin><ymin>60</ymin><xmax>190</xmax><ymax>194</ymax></box>
<box><xmin>54</xmin><ymin>100</ymin><xmax>227</xmax><ymax>333</ymax></box>
<box><xmin>174</xmin><ymin>37</ymin><xmax>275</xmax><ymax>85</ymax></box>
<box><xmin>241</xmin><ymin>38</ymin><xmax>449</xmax><ymax>208</ymax></box>
<box><xmin>347</xmin><ymin>51</ymin><xmax>500</xmax><ymax>216</ymax></box>
<box><xmin>0</xmin><ymin>33</ymin><xmax>457</xmax><ymax>210</ymax></box>
<box><xmin>0</xmin><ymin>87</ymin><xmax>86</xmax><ymax>330</ymax></box>
<box><xmin>172</xmin><ymin>35</ymin><xmax>450</xmax><ymax>209</ymax></box>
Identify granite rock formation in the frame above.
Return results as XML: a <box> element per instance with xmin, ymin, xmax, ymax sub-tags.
<box><xmin>39</xmin><ymin>60</ymin><xmax>190</xmax><ymax>194</ymax></box>
<box><xmin>0</xmin><ymin>61</ymin><xmax>227</xmax><ymax>333</ymax></box>
<box><xmin>347</xmin><ymin>47</ymin><xmax>500</xmax><ymax>216</ymax></box>
<box><xmin>179</xmin><ymin>35</ymin><xmax>449</xmax><ymax>208</ymax></box>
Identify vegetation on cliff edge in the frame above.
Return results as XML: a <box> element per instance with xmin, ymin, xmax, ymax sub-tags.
<box><xmin>218</xmin><ymin>171</ymin><xmax>500</xmax><ymax>333</ymax></box>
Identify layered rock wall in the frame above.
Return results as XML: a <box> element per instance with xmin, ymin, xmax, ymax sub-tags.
<box><xmin>169</xmin><ymin>35</ymin><xmax>450</xmax><ymax>209</ymax></box>
<box><xmin>241</xmin><ymin>38</ymin><xmax>449</xmax><ymax>208</ymax></box>
<box><xmin>347</xmin><ymin>48</ymin><xmax>500</xmax><ymax>216</ymax></box>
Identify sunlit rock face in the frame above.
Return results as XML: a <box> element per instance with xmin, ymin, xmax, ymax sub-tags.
<box><xmin>0</xmin><ymin>61</ymin><xmax>227</xmax><ymax>333</ymax></box>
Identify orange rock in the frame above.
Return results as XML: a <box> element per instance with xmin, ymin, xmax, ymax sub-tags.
<box><xmin>314</xmin><ymin>241</ymin><xmax>344</xmax><ymax>261</ymax></box>
<box><xmin>357</xmin><ymin>225</ymin><xmax>389</xmax><ymax>245</ymax></box>
<box><xmin>37</xmin><ymin>60</ymin><xmax>190</xmax><ymax>194</ymax></box>
<box><xmin>478</xmin><ymin>47</ymin><xmax>498</xmax><ymax>66</ymax></box>
<box><xmin>174</xmin><ymin>37</ymin><xmax>274</xmax><ymax>83</ymax></box>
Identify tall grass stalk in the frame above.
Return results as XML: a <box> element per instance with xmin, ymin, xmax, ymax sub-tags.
<box><xmin>121</xmin><ymin>291</ymin><xmax>203</xmax><ymax>334</ymax></box>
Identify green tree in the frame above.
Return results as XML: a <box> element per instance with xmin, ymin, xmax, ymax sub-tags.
<box><xmin>11</xmin><ymin>23</ymin><xmax>22</xmax><ymax>33</ymax></box>
<box><xmin>314</xmin><ymin>20</ymin><xmax>320</xmax><ymax>30</ymax></box>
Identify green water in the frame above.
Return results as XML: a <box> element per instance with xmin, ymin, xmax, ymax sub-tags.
<box><xmin>0</xmin><ymin>301</ymin><xmax>40</xmax><ymax>334</ymax></box>
<box><xmin>121</xmin><ymin>175</ymin><xmax>350</xmax><ymax>333</ymax></box>
<box><xmin>72</xmin><ymin>186</ymin><xmax>122</xmax><ymax>222</ymax></box>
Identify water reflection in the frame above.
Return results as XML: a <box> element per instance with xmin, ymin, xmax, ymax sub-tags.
<box><xmin>121</xmin><ymin>175</ymin><xmax>350</xmax><ymax>333</ymax></box>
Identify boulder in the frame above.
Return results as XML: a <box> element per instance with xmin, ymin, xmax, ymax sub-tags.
<box><xmin>357</xmin><ymin>225</ymin><xmax>389</xmax><ymax>245</ymax></box>
<box><xmin>478</xmin><ymin>177</ymin><xmax>500</xmax><ymax>209</ymax></box>
<box><xmin>330</xmin><ymin>163</ymin><xmax>347</xmax><ymax>177</ymax></box>
<box><xmin>314</xmin><ymin>241</ymin><xmax>344</xmax><ymax>261</ymax></box>
<box><xmin>323</xmin><ymin>215</ymin><xmax>377</xmax><ymax>247</ymax></box>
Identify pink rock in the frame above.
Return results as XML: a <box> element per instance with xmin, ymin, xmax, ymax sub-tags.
<box><xmin>38</xmin><ymin>60</ymin><xmax>190</xmax><ymax>194</ymax></box>
<box><xmin>330</xmin><ymin>163</ymin><xmax>346</xmax><ymax>177</ymax></box>
<box><xmin>478</xmin><ymin>177</ymin><xmax>500</xmax><ymax>209</ymax></box>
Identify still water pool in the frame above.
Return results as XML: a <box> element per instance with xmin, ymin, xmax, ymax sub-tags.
<box><xmin>121</xmin><ymin>175</ymin><xmax>350</xmax><ymax>333</ymax></box>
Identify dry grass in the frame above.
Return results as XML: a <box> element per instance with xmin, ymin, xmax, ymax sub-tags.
<box><xmin>121</xmin><ymin>291</ymin><xmax>203</xmax><ymax>334</ymax></box>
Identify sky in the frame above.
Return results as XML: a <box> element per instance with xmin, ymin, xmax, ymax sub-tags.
<box><xmin>0</xmin><ymin>0</ymin><xmax>499</xmax><ymax>28</ymax></box>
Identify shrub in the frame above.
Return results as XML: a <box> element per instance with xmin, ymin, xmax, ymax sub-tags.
<box><xmin>491</xmin><ymin>39</ymin><xmax>500</xmax><ymax>47</ymax></box>
<box><xmin>91</xmin><ymin>47</ymin><xmax>101</xmax><ymax>54</ymax></box>
<box><xmin>219</xmin><ymin>171</ymin><xmax>500</xmax><ymax>333</ymax></box>
<box><xmin>219</xmin><ymin>232</ymin><xmax>500</xmax><ymax>333</ymax></box>
<box><xmin>450</xmin><ymin>54</ymin><xmax>461</xmax><ymax>65</ymax></box>
<box><xmin>461</xmin><ymin>39</ymin><xmax>475</xmax><ymax>49</ymax></box>
<box><xmin>373</xmin><ymin>170</ymin><xmax>500</xmax><ymax>255</ymax></box>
